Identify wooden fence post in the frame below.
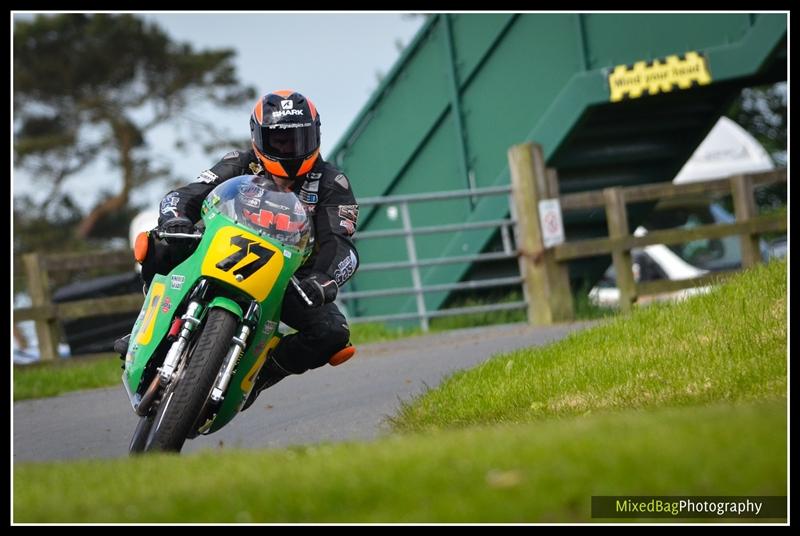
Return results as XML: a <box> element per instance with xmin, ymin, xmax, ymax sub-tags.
<box><xmin>508</xmin><ymin>142</ymin><xmax>574</xmax><ymax>325</ymax></box>
<box><xmin>22</xmin><ymin>253</ymin><xmax>61</xmax><ymax>361</ymax></box>
<box><xmin>546</xmin><ymin>167</ymin><xmax>560</xmax><ymax>197</ymax></box>
<box><xmin>731</xmin><ymin>174</ymin><xmax>761</xmax><ymax>268</ymax></box>
<box><xmin>603</xmin><ymin>187</ymin><xmax>637</xmax><ymax>312</ymax></box>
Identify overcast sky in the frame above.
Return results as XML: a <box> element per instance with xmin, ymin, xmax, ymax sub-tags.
<box><xmin>12</xmin><ymin>12</ymin><xmax>426</xmax><ymax>212</ymax></box>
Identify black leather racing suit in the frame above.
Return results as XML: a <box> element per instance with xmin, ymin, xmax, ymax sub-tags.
<box><xmin>150</xmin><ymin>149</ymin><xmax>359</xmax><ymax>374</ymax></box>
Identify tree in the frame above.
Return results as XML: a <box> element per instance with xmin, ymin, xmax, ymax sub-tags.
<box><xmin>726</xmin><ymin>82</ymin><xmax>787</xmax><ymax>210</ymax></box>
<box><xmin>13</xmin><ymin>14</ymin><xmax>256</xmax><ymax>240</ymax></box>
<box><xmin>727</xmin><ymin>82</ymin><xmax>787</xmax><ymax>167</ymax></box>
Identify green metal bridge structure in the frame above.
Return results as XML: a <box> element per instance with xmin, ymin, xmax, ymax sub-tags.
<box><xmin>329</xmin><ymin>13</ymin><xmax>787</xmax><ymax>324</ymax></box>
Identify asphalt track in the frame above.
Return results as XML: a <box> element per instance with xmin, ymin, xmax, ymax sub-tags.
<box><xmin>14</xmin><ymin>322</ymin><xmax>592</xmax><ymax>462</ymax></box>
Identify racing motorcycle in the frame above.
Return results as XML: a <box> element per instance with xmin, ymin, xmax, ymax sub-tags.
<box><xmin>122</xmin><ymin>174</ymin><xmax>328</xmax><ymax>454</ymax></box>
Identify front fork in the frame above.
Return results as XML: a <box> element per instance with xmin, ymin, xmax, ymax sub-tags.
<box><xmin>135</xmin><ymin>280</ymin><xmax>210</xmax><ymax>417</ymax></box>
<box><xmin>193</xmin><ymin>301</ymin><xmax>259</xmax><ymax>436</ymax></box>
<box><xmin>210</xmin><ymin>301</ymin><xmax>260</xmax><ymax>403</ymax></box>
<box><xmin>159</xmin><ymin>301</ymin><xmax>203</xmax><ymax>385</ymax></box>
<box><xmin>134</xmin><ymin>298</ymin><xmax>205</xmax><ymax>417</ymax></box>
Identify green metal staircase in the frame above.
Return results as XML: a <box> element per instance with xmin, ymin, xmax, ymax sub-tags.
<box><xmin>329</xmin><ymin>13</ymin><xmax>787</xmax><ymax>321</ymax></box>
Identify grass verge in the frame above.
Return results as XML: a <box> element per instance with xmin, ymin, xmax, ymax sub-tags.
<box><xmin>14</xmin><ymin>400</ymin><xmax>786</xmax><ymax>523</ymax></box>
<box><xmin>13</xmin><ymin>354</ymin><xmax>122</xmax><ymax>401</ymax></box>
<box><xmin>13</xmin><ymin>261</ymin><xmax>787</xmax><ymax>522</ymax></box>
<box><xmin>391</xmin><ymin>259</ymin><xmax>786</xmax><ymax>432</ymax></box>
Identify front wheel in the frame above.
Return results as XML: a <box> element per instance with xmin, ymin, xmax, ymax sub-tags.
<box><xmin>129</xmin><ymin>413</ymin><xmax>155</xmax><ymax>454</ymax></box>
<box><xmin>144</xmin><ymin>308</ymin><xmax>239</xmax><ymax>453</ymax></box>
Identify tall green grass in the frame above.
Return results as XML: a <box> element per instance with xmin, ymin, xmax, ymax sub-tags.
<box><xmin>391</xmin><ymin>260</ymin><xmax>787</xmax><ymax>432</ymax></box>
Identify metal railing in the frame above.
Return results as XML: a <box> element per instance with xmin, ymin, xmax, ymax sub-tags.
<box><xmin>337</xmin><ymin>185</ymin><xmax>527</xmax><ymax>331</ymax></box>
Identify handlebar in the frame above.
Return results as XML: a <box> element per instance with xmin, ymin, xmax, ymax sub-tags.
<box><xmin>155</xmin><ymin>231</ymin><xmax>204</xmax><ymax>240</ymax></box>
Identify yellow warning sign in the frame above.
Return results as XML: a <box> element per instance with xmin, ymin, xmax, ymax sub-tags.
<box><xmin>608</xmin><ymin>51</ymin><xmax>712</xmax><ymax>102</ymax></box>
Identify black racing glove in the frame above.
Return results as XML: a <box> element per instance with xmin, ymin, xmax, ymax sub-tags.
<box><xmin>296</xmin><ymin>272</ymin><xmax>338</xmax><ymax>308</ymax></box>
<box><xmin>159</xmin><ymin>216</ymin><xmax>196</xmax><ymax>246</ymax></box>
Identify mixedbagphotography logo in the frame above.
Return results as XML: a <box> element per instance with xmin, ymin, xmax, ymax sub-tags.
<box><xmin>592</xmin><ymin>496</ymin><xmax>787</xmax><ymax>519</ymax></box>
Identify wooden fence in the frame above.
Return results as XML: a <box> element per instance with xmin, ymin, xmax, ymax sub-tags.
<box><xmin>508</xmin><ymin>142</ymin><xmax>787</xmax><ymax>323</ymax></box>
<box><xmin>14</xmin><ymin>250</ymin><xmax>143</xmax><ymax>361</ymax></box>
<box><xmin>13</xmin><ymin>143</ymin><xmax>787</xmax><ymax>359</ymax></box>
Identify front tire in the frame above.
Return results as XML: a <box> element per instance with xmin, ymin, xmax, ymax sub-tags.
<box><xmin>129</xmin><ymin>413</ymin><xmax>155</xmax><ymax>454</ymax></box>
<box><xmin>144</xmin><ymin>308</ymin><xmax>238</xmax><ymax>453</ymax></box>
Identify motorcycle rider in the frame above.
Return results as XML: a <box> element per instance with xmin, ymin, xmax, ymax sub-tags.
<box><xmin>118</xmin><ymin>89</ymin><xmax>359</xmax><ymax>410</ymax></box>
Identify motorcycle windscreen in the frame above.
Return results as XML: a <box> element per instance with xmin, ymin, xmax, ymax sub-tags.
<box><xmin>205</xmin><ymin>175</ymin><xmax>313</xmax><ymax>255</ymax></box>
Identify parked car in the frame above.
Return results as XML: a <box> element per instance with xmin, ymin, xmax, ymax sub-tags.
<box><xmin>14</xmin><ymin>210</ymin><xmax>160</xmax><ymax>362</ymax></box>
<box><xmin>589</xmin><ymin>227</ymin><xmax>711</xmax><ymax>307</ymax></box>
<box><xmin>644</xmin><ymin>200</ymin><xmax>786</xmax><ymax>272</ymax></box>
<box><xmin>590</xmin><ymin>116</ymin><xmax>784</xmax><ymax>307</ymax></box>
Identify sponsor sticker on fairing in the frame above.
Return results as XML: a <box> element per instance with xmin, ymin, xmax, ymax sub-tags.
<box><xmin>253</xmin><ymin>339</ymin><xmax>267</xmax><ymax>357</ymax></box>
<box><xmin>171</xmin><ymin>275</ymin><xmax>185</xmax><ymax>290</ymax></box>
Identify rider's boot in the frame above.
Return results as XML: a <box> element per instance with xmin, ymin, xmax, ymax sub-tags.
<box><xmin>114</xmin><ymin>334</ymin><xmax>131</xmax><ymax>359</ymax></box>
<box><xmin>114</xmin><ymin>283</ymin><xmax>148</xmax><ymax>360</ymax></box>
<box><xmin>241</xmin><ymin>355</ymin><xmax>293</xmax><ymax>411</ymax></box>
<box><xmin>328</xmin><ymin>343</ymin><xmax>356</xmax><ymax>366</ymax></box>
<box><xmin>240</xmin><ymin>341</ymin><xmax>357</xmax><ymax>412</ymax></box>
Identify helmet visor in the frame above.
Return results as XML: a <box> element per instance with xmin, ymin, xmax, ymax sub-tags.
<box><xmin>254</xmin><ymin>123</ymin><xmax>319</xmax><ymax>159</ymax></box>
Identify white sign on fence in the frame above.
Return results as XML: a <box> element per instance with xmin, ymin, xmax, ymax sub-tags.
<box><xmin>538</xmin><ymin>198</ymin><xmax>565</xmax><ymax>248</ymax></box>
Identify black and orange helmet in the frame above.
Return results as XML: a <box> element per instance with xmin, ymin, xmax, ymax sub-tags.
<box><xmin>250</xmin><ymin>90</ymin><xmax>321</xmax><ymax>180</ymax></box>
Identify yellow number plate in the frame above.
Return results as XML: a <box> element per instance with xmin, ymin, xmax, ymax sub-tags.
<box><xmin>201</xmin><ymin>227</ymin><xmax>284</xmax><ymax>301</ymax></box>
